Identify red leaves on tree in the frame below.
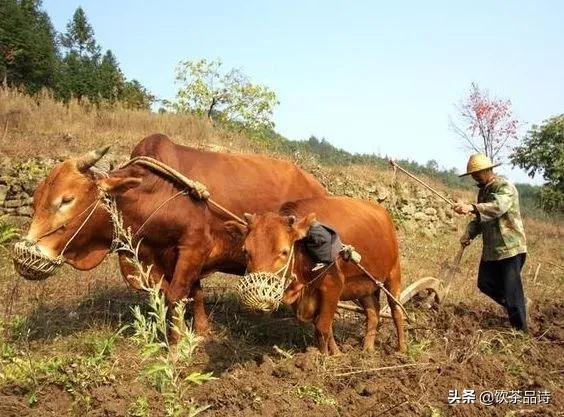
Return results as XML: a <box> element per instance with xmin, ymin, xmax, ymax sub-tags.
<box><xmin>453</xmin><ymin>83</ymin><xmax>519</xmax><ymax>161</ymax></box>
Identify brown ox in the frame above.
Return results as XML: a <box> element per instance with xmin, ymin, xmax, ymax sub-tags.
<box><xmin>14</xmin><ymin>134</ymin><xmax>326</xmax><ymax>338</ymax></box>
<box><xmin>235</xmin><ymin>196</ymin><xmax>405</xmax><ymax>354</ymax></box>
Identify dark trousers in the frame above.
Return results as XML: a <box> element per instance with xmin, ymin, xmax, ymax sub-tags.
<box><xmin>477</xmin><ymin>253</ymin><xmax>528</xmax><ymax>332</ymax></box>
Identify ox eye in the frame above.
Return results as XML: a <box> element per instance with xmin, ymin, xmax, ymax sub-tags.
<box><xmin>59</xmin><ymin>195</ymin><xmax>75</xmax><ymax>207</ymax></box>
<box><xmin>281</xmin><ymin>248</ymin><xmax>289</xmax><ymax>257</ymax></box>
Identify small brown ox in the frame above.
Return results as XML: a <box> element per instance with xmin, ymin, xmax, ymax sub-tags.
<box><xmin>234</xmin><ymin>196</ymin><xmax>405</xmax><ymax>354</ymax></box>
<box><xmin>13</xmin><ymin>134</ymin><xmax>326</xmax><ymax>339</ymax></box>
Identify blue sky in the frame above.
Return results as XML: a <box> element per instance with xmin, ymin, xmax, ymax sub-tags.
<box><xmin>43</xmin><ymin>1</ymin><xmax>563</xmax><ymax>184</ymax></box>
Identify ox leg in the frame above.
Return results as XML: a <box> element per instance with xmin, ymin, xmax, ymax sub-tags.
<box><xmin>188</xmin><ymin>280</ymin><xmax>209</xmax><ymax>334</ymax></box>
<box><xmin>314</xmin><ymin>275</ymin><xmax>342</xmax><ymax>355</ymax></box>
<box><xmin>164</xmin><ymin>248</ymin><xmax>210</xmax><ymax>343</ymax></box>
<box><xmin>359</xmin><ymin>292</ymin><xmax>378</xmax><ymax>352</ymax></box>
<box><xmin>327</xmin><ymin>327</ymin><xmax>341</xmax><ymax>356</ymax></box>
<box><xmin>386</xmin><ymin>265</ymin><xmax>406</xmax><ymax>352</ymax></box>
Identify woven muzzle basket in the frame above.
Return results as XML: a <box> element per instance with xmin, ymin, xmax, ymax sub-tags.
<box><xmin>237</xmin><ymin>272</ymin><xmax>286</xmax><ymax>312</ymax></box>
<box><xmin>13</xmin><ymin>240</ymin><xmax>63</xmax><ymax>281</ymax></box>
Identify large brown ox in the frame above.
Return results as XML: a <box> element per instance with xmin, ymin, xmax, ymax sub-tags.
<box><xmin>235</xmin><ymin>196</ymin><xmax>405</xmax><ymax>354</ymax></box>
<box><xmin>14</xmin><ymin>134</ymin><xmax>326</xmax><ymax>337</ymax></box>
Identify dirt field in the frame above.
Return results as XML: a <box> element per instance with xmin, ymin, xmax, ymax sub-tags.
<box><xmin>1</xmin><ymin>219</ymin><xmax>562</xmax><ymax>417</ymax></box>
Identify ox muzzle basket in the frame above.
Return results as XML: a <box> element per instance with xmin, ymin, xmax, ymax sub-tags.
<box><xmin>236</xmin><ymin>272</ymin><xmax>287</xmax><ymax>313</ymax></box>
<box><xmin>13</xmin><ymin>240</ymin><xmax>64</xmax><ymax>281</ymax></box>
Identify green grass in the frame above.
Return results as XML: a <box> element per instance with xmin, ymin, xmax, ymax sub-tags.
<box><xmin>296</xmin><ymin>385</ymin><xmax>337</xmax><ymax>406</ymax></box>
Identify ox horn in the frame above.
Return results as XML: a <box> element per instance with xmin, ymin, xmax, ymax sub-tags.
<box><xmin>75</xmin><ymin>145</ymin><xmax>111</xmax><ymax>172</ymax></box>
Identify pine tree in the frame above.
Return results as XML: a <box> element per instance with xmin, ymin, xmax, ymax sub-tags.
<box><xmin>121</xmin><ymin>80</ymin><xmax>155</xmax><ymax>110</ymax></box>
<box><xmin>59</xmin><ymin>6</ymin><xmax>100</xmax><ymax>59</ymax></box>
<box><xmin>0</xmin><ymin>0</ymin><xmax>58</xmax><ymax>93</ymax></box>
<box><xmin>98</xmin><ymin>50</ymin><xmax>124</xmax><ymax>102</ymax></box>
<box><xmin>56</xmin><ymin>6</ymin><xmax>101</xmax><ymax>101</ymax></box>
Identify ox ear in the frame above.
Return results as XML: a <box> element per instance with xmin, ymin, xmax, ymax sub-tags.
<box><xmin>224</xmin><ymin>220</ymin><xmax>248</xmax><ymax>241</ymax></box>
<box><xmin>97</xmin><ymin>177</ymin><xmax>142</xmax><ymax>195</ymax></box>
<box><xmin>293</xmin><ymin>212</ymin><xmax>317</xmax><ymax>240</ymax></box>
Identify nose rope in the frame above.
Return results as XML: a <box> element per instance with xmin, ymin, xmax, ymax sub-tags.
<box><xmin>33</xmin><ymin>196</ymin><xmax>102</xmax><ymax>242</ymax></box>
<box><xmin>57</xmin><ymin>197</ymin><xmax>103</xmax><ymax>258</ymax></box>
<box><xmin>273</xmin><ymin>244</ymin><xmax>296</xmax><ymax>290</ymax></box>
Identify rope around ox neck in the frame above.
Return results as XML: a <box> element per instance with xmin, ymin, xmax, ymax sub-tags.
<box><xmin>119</xmin><ymin>156</ymin><xmax>247</xmax><ymax>225</ymax></box>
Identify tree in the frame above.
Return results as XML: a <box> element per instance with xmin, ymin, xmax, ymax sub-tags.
<box><xmin>425</xmin><ymin>160</ymin><xmax>439</xmax><ymax>171</ymax></box>
<box><xmin>97</xmin><ymin>50</ymin><xmax>124</xmax><ymax>102</ymax></box>
<box><xmin>451</xmin><ymin>83</ymin><xmax>519</xmax><ymax>161</ymax></box>
<box><xmin>56</xmin><ymin>7</ymin><xmax>101</xmax><ymax>102</ymax></box>
<box><xmin>172</xmin><ymin>58</ymin><xmax>279</xmax><ymax>130</ymax></box>
<box><xmin>511</xmin><ymin>115</ymin><xmax>564</xmax><ymax>212</ymax></box>
<box><xmin>0</xmin><ymin>0</ymin><xmax>59</xmax><ymax>93</ymax></box>
<box><xmin>59</xmin><ymin>6</ymin><xmax>100</xmax><ymax>58</ymax></box>
<box><xmin>120</xmin><ymin>79</ymin><xmax>155</xmax><ymax>110</ymax></box>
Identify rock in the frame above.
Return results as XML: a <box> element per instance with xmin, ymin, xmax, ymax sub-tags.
<box><xmin>437</xmin><ymin>207</ymin><xmax>448</xmax><ymax>222</ymax></box>
<box><xmin>421</xmin><ymin>227</ymin><xmax>436</xmax><ymax>239</ymax></box>
<box><xmin>3</xmin><ymin>199</ymin><xmax>23</xmax><ymax>208</ymax></box>
<box><xmin>0</xmin><ymin>215</ymin><xmax>28</xmax><ymax>227</ymax></box>
<box><xmin>402</xmin><ymin>220</ymin><xmax>418</xmax><ymax>233</ymax></box>
<box><xmin>16</xmin><ymin>206</ymin><xmax>33</xmax><ymax>217</ymax></box>
<box><xmin>10</xmin><ymin>184</ymin><xmax>22</xmax><ymax>194</ymax></box>
<box><xmin>375</xmin><ymin>186</ymin><xmax>389</xmax><ymax>202</ymax></box>
<box><xmin>424</xmin><ymin>207</ymin><xmax>437</xmax><ymax>216</ymax></box>
<box><xmin>22</xmin><ymin>180</ymin><xmax>36</xmax><ymax>194</ymax></box>
<box><xmin>413</xmin><ymin>212</ymin><xmax>428</xmax><ymax>222</ymax></box>
<box><xmin>401</xmin><ymin>204</ymin><xmax>416</xmax><ymax>216</ymax></box>
<box><xmin>0</xmin><ymin>184</ymin><xmax>8</xmax><ymax>203</ymax></box>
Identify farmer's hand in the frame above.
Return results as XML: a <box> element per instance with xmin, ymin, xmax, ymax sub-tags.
<box><xmin>460</xmin><ymin>234</ymin><xmax>472</xmax><ymax>247</ymax></box>
<box><xmin>453</xmin><ymin>202</ymin><xmax>474</xmax><ymax>215</ymax></box>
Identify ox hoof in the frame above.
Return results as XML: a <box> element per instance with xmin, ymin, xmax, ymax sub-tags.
<box><xmin>329</xmin><ymin>347</ymin><xmax>342</xmax><ymax>356</ymax></box>
<box><xmin>362</xmin><ymin>345</ymin><xmax>375</xmax><ymax>353</ymax></box>
<box><xmin>193</xmin><ymin>320</ymin><xmax>210</xmax><ymax>335</ymax></box>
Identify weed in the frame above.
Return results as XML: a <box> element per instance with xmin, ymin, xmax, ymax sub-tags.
<box><xmin>128</xmin><ymin>395</ymin><xmax>150</xmax><ymax>417</ymax></box>
<box><xmin>407</xmin><ymin>338</ymin><xmax>431</xmax><ymax>361</ymax></box>
<box><xmin>107</xmin><ymin>196</ymin><xmax>215</xmax><ymax>416</ymax></box>
<box><xmin>296</xmin><ymin>385</ymin><xmax>337</xmax><ymax>406</ymax></box>
<box><xmin>0</xmin><ymin>216</ymin><xmax>19</xmax><ymax>245</ymax></box>
<box><xmin>83</xmin><ymin>331</ymin><xmax>121</xmax><ymax>366</ymax></box>
<box><xmin>507</xmin><ymin>361</ymin><xmax>525</xmax><ymax>377</ymax></box>
<box><xmin>423</xmin><ymin>405</ymin><xmax>443</xmax><ymax>417</ymax></box>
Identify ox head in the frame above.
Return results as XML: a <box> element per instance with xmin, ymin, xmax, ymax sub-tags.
<box><xmin>230</xmin><ymin>211</ymin><xmax>317</xmax><ymax>312</ymax></box>
<box><xmin>13</xmin><ymin>147</ymin><xmax>141</xmax><ymax>280</ymax></box>
<box><xmin>236</xmin><ymin>212</ymin><xmax>317</xmax><ymax>273</ymax></box>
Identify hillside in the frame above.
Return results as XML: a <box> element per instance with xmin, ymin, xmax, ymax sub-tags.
<box><xmin>0</xmin><ymin>88</ymin><xmax>562</xmax><ymax>416</ymax></box>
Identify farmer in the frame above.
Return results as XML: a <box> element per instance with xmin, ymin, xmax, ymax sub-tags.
<box><xmin>453</xmin><ymin>154</ymin><xmax>528</xmax><ymax>332</ymax></box>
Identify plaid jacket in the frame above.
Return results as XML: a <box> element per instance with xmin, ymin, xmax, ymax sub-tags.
<box><xmin>465</xmin><ymin>176</ymin><xmax>527</xmax><ymax>261</ymax></box>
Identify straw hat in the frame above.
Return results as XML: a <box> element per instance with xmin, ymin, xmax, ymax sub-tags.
<box><xmin>459</xmin><ymin>154</ymin><xmax>501</xmax><ymax>177</ymax></box>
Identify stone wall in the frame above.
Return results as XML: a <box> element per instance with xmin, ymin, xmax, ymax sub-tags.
<box><xmin>0</xmin><ymin>157</ymin><xmax>55</xmax><ymax>225</ymax></box>
<box><xmin>0</xmin><ymin>155</ymin><xmax>124</xmax><ymax>226</ymax></box>
<box><xmin>293</xmin><ymin>152</ymin><xmax>459</xmax><ymax>237</ymax></box>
